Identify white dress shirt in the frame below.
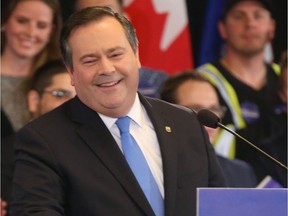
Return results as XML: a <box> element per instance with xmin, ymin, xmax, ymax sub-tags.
<box><xmin>98</xmin><ymin>94</ymin><xmax>164</xmax><ymax>197</ymax></box>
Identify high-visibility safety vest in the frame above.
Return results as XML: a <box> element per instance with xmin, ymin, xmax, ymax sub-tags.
<box><xmin>197</xmin><ymin>63</ymin><xmax>280</xmax><ymax>158</ymax></box>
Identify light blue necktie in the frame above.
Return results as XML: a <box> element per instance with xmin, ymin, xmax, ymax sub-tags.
<box><xmin>116</xmin><ymin>116</ymin><xmax>164</xmax><ymax>216</ymax></box>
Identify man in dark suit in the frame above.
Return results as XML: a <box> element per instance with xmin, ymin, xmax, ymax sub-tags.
<box><xmin>10</xmin><ymin>6</ymin><xmax>226</xmax><ymax>216</ymax></box>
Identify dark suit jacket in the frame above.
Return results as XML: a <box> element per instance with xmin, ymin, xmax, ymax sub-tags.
<box><xmin>1</xmin><ymin>134</ymin><xmax>15</xmax><ymax>204</ymax></box>
<box><xmin>10</xmin><ymin>95</ymin><xmax>226</xmax><ymax>216</ymax></box>
<box><xmin>217</xmin><ymin>155</ymin><xmax>258</xmax><ymax>187</ymax></box>
<box><xmin>1</xmin><ymin>109</ymin><xmax>14</xmax><ymax>138</ymax></box>
<box><xmin>1</xmin><ymin>108</ymin><xmax>15</xmax><ymax>207</ymax></box>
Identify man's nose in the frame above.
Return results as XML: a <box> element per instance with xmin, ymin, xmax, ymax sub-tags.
<box><xmin>98</xmin><ymin>57</ymin><xmax>115</xmax><ymax>74</ymax></box>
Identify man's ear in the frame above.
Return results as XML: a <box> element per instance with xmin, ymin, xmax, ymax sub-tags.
<box><xmin>136</xmin><ymin>48</ymin><xmax>141</xmax><ymax>68</ymax></box>
<box><xmin>65</xmin><ymin>65</ymin><xmax>75</xmax><ymax>86</ymax></box>
<box><xmin>27</xmin><ymin>90</ymin><xmax>41</xmax><ymax>114</ymax></box>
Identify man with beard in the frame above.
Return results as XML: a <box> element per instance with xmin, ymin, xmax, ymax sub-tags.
<box><xmin>197</xmin><ymin>0</ymin><xmax>286</xmax><ymax>185</ymax></box>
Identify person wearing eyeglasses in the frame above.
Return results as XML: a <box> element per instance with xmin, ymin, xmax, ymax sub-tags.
<box><xmin>26</xmin><ymin>59</ymin><xmax>76</xmax><ymax>120</ymax></box>
<box><xmin>1</xmin><ymin>59</ymin><xmax>76</xmax><ymax>214</ymax></box>
<box><xmin>160</xmin><ymin>71</ymin><xmax>258</xmax><ymax>187</ymax></box>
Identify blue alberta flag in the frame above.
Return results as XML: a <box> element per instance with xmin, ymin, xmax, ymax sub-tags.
<box><xmin>198</xmin><ymin>0</ymin><xmax>225</xmax><ymax>65</ymax></box>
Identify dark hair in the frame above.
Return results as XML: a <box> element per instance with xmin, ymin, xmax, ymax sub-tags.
<box><xmin>60</xmin><ymin>6</ymin><xmax>138</xmax><ymax>70</ymax></box>
<box><xmin>73</xmin><ymin>0</ymin><xmax>124</xmax><ymax>13</ymax></box>
<box><xmin>160</xmin><ymin>71</ymin><xmax>210</xmax><ymax>104</ymax></box>
<box><xmin>27</xmin><ymin>59</ymin><xmax>67</xmax><ymax>93</ymax></box>
<box><xmin>221</xmin><ymin>0</ymin><xmax>273</xmax><ymax>21</ymax></box>
<box><xmin>1</xmin><ymin>0</ymin><xmax>63</xmax><ymax>73</ymax></box>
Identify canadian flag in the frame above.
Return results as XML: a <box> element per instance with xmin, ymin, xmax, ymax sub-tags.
<box><xmin>124</xmin><ymin>0</ymin><xmax>193</xmax><ymax>75</ymax></box>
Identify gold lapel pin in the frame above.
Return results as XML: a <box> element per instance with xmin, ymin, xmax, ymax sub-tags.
<box><xmin>165</xmin><ymin>126</ymin><xmax>171</xmax><ymax>133</ymax></box>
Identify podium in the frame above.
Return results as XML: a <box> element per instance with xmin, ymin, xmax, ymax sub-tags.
<box><xmin>197</xmin><ymin>188</ymin><xmax>288</xmax><ymax>216</ymax></box>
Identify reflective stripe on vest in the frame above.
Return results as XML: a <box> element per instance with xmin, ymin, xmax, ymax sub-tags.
<box><xmin>198</xmin><ymin>63</ymin><xmax>281</xmax><ymax>129</ymax></box>
<box><xmin>271</xmin><ymin>63</ymin><xmax>281</xmax><ymax>75</ymax></box>
<box><xmin>197</xmin><ymin>63</ymin><xmax>280</xmax><ymax>158</ymax></box>
<box><xmin>197</xmin><ymin>63</ymin><xmax>246</xmax><ymax>130</ymax></box>
<box><xmin>213</xmin><ymin>124</ymin><xmax>236</xmax><ymax>159</ymax></box>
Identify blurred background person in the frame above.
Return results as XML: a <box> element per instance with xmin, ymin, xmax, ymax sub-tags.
<box><xmin>26</xmin><ymin>59</ymin><xmax>76</xmax><ymax>120</ymax></box>
<box><xmin>1</xmin><ymin>59</ymin><xmax>76</xmax><ymax>214</ymax></box>
<box><xmin>196</xmin><ymin>0</ymin><xmax>286</xmax><ymax>183</ymax></box>
<box><xmin>258</xmin><ymin>50</ymin><xmax>287</xmax><ymax>187</ymax></box>
<box><xmin>160</xmin><ymin>71</ymin><xmax>258</xmax><ymax>187</ymax></box>
<box><xmin>1</xmin><ymin>0</ymin><xmax>62</xmax><ymax>131</ymax></box>
<box><xmin>72</xmin><ymin>0</ymin><xmax>169</xmax><ymax>98</ymax></box>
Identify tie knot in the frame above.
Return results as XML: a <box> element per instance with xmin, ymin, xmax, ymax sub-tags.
<box><xmin>116</xmin><ymin>116</ymin><xmax>130</xmax><ymax>134</ymax></box>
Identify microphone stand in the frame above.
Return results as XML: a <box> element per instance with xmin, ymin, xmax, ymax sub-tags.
<box><xmin>217</xmin><ymin>122</ymin><xmax>288</xmax><ymax>171</ymax></box>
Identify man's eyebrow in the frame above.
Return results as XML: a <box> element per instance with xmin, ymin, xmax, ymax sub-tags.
<box><xmin>79</xmin><ymin>47</ymin><xmax>127</xmax><ymax>61</ymax></box>
<box><xmin>107</xmin><ymin>46</ymin><xmax>126</xmax><ymax>53</ymax></box>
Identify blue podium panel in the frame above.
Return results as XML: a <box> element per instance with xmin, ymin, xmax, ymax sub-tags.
<box><xmin>197</xmin><ymin>188</ymin><xmax>288</xmax><ymax>216</ymax></box>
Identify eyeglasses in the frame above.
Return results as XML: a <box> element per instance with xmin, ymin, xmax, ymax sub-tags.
<box><xmin>41</xmin><ymin>89</ymin><xmax>75</xmax><ymax>99</ymax></box>
<box><xmin>187</xmin><ymin>105</ymin><xmax>227</xmax><ymax>118</ymax></box>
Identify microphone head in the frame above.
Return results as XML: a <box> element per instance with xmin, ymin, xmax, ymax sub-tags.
<box><xmin>196</xmin><ymin>109</ymin><xmax>220</xmax><ymax>129</ymax></box>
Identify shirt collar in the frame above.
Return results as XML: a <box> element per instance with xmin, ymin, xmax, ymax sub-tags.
<box><xmin>98</xmin><ymin>93</ymin><xmax>143</xmax><ymax>129</ymax></box>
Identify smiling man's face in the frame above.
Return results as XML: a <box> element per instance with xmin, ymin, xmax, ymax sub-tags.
<box><xmin>67</xmin><ymin>16</ymin><xmax>141</xmax><ymax>117</ymax></box>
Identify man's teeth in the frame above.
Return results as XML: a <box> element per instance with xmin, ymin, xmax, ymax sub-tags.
<box><xmin>100</xmin><ymin>81</ymin><xmax>118</xmax><ymax>87</ymax></box>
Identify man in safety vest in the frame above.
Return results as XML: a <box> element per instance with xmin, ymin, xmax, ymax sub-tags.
<box><xmin>197</xmin><ymin>0</ymin><xmax>286</xmax><ymax>186</ymax></box>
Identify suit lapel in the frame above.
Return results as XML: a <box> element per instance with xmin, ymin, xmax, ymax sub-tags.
<box><xmin>139</xmin><ymin>95</ymin><xmax>178</xmax><ymax>215</ymax></box>
<box><xmin>68</xmin><ymin>96</ymin><xmax>179</xmax><ymax>215</ymax></box>
<box><xmin>68</xmin><ymin>97</ymin><xmax>154</xmax><ymax>215</ymax></box>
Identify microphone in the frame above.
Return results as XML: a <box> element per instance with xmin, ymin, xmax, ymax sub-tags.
<box><xmin>197</xmin><ymin>109</ymin><xmax>288</xmax><ymax>170</ymax></box>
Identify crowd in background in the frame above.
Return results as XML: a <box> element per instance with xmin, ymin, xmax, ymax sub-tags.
<box><xmin>1</xmin><ymin>0</ymin><xmax>287</xmax><ymax>215</ymax></box>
